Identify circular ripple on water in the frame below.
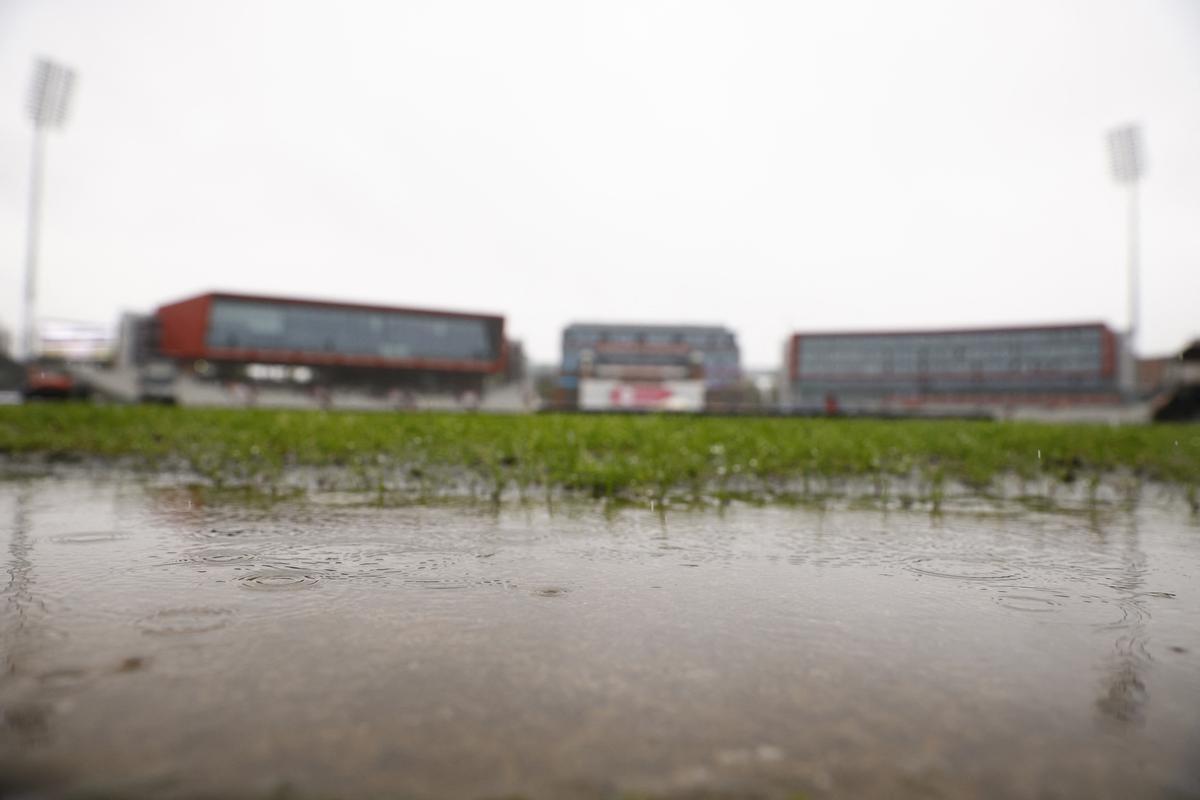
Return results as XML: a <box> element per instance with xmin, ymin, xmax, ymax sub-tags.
<box><xmin>402</xmin><ymin>577</ymin><xmax>473</xmax><ymax>590</ymax></box>
<box><xmin>189</xmin><ymin>527</ymin><xmax>254</xmax><ymax>541</ymax></box>
<box><xmin>137</xmin><ymin>607</ymin><xmax>232</xmax><ymax>635</ymax></box>
<box><xmin>236</xmin><ymin>569</ymin><xmax>322</xmax><ymax>591</ymax></box>
<box><xmin>994</xmin><ymin>588</ymin><xmax>1068</xmax><ymax>613</ymax></box>
<box><xmin>907</xmin><ymin>557</ymin><xmax>1022</xmax><ymax>581</ymax></box>
<box><xmin>51</xmin><ymin>531</ymin><xmax>128</xmax><ymax>545</ymax></box>
<box><xmin>376</xmin><ymin>551</ymin><xmax>481</xmax><ymax>591</ymax></box>
<box><xmin>187</xmin><ymin>549</ymin><xmax>256</xmax><ymax>565</ymax></box>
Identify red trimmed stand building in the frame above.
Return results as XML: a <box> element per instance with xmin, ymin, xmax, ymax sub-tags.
<box><xmin>151</xmin><ymin>292</ymin><xmax>506</xmax><ymax>394</ymax></box>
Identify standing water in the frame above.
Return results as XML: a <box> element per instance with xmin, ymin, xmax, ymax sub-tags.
<box><xmin>1</xmin><ymin>476</ymin><xmax>1198</xmax><ymax>799</ymax></box>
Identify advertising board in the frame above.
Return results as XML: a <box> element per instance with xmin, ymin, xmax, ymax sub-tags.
<box><xmin>579</xmin><ymin>379</ymin><xmax>704</xmax><ymax>412</ymax></box>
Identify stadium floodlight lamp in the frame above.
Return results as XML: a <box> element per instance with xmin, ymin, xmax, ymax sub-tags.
<box><xmin>1106</xmin><ymin>125</ymin><xmax>1143</xmax><ymax>185</ymax></box>
<box><xmin>27</xmin><ymin>58</ymin><xmax>76</xmax><ymax>129</ymax></box>
<box><xmin>1105</xmin><ymin>124</ymin><xmax>1144</xmax><ymax>360</ymax></box>
<box><xmin>20</xmin><ymin>57</ymin><xmax>77</xmax><ymax>362</ymax></box>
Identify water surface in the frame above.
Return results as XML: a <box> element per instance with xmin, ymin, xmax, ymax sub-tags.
<box><xmin>2</xmin><ymin>477</ymin><xmax>1198</xmax><ymax>799</ymax></box>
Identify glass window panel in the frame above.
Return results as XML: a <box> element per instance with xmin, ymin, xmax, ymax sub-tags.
<box><xmin>207</xmin><ymin>299</ymin><xmax>498</xmax><ymax>361</ymax></box>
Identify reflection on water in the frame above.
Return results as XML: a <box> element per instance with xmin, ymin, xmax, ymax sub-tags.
<box><xmin>1095</xmin><ymin>516</ymin><xmax>1152</xmax><ymax>726</ymax></box>
<box><xmin>2</xmin><ymin>487</ymin><xmax>46</xmax><ymax>749</ymax></box>
<box><xmin>2</xmin><ymin>487</ymin><xmax>32</xmax><ymax>674</ymax></box>
<box><xmin>0</xmin><ymin>477</ymin><xmax>1198</xmax><ymax>799</ymax></box>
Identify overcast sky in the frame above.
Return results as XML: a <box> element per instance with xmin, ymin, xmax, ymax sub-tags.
<box><xmin>2</xmin><ymin>0</ymin><xmax>1198</xmax><ymax>366</ymax></box>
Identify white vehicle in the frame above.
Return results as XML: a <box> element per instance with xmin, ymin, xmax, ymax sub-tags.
<box><xmin>137</xmin><ymin>360</ymin><xmax>178</xmax><ymax>404</ymax></box>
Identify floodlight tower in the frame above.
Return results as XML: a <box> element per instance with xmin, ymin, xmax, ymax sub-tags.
<box><xmin>21</xmin><ymin>57</ymin><xmax>77</xmax><ymax>362</ymax></box>
<box><xmin>1106</xmin><ymin>125</ymin><xmax>1144</xmax><ymax>360</ymax></box>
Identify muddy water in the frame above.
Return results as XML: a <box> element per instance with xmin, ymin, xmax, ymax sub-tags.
<box><xmin>1</xmin><ymin>478</ymin><xmax>1198</xmax><ymax>800</ymax></box>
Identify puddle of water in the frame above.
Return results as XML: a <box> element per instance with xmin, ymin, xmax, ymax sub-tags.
<box><xmin>0</xmin><ymin>476</ymin><xmax>1198</xmax><ymax>800</ymax></box>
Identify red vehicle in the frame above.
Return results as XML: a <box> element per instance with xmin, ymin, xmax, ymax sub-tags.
<box><xmin>23</xmin><ymin>359</ymin><xmax>91</xmax><ymax>400</ymax></box>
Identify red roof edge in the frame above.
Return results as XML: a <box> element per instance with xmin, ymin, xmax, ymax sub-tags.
<box><xmin>155</xmin><ymin>291</ymin><xmax>504</xmax><ymax>324</ymax></box>
<box><xmin>789</xmin><ymin>321</ymin><xmax>1114</xmax><ymax>339</ymax></box>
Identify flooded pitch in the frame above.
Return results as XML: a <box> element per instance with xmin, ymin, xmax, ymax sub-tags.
<box><xmin>2</xmin><ymin>477</ymin><xmax>1198</xmax><ymax>799</ymax></box>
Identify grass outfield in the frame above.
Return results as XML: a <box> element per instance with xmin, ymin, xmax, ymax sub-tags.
<box><xmin>1</xmin><ymin>404</ymin><xmax>1197</xmax><ymax>502</ymax></box>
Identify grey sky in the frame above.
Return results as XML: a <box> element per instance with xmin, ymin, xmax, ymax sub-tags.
<box><xmin>2</xmin><ymin>0</ymin><xmax>1198</xmax><ymax>366</ymax></box>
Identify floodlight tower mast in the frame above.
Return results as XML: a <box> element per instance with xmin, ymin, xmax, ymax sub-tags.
<box><xmin>1106</xmin><ymin>125</ymin><xmax>1144</xmax><ymax>359</ymax></box>
<box><xmin>21</xmin><ymin>57</ymin><xmax>76</xmax><ymax>362</ymax></box>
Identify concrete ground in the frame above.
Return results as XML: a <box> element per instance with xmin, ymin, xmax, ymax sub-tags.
<box><xmin>67</xmin><ymin>364</ymin><xmax>538</xmax><ymax>413</ymax></box>
<box><xmin>66</xmin><ymin>364</ymin><xmax>1154</xmax><ymax>422</ymax></box>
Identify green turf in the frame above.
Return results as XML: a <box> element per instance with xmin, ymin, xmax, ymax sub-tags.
<box><xmin>1</xmin><ymin>404</ymin><xmax>1197</xmax><ymax>502</ymax></box>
